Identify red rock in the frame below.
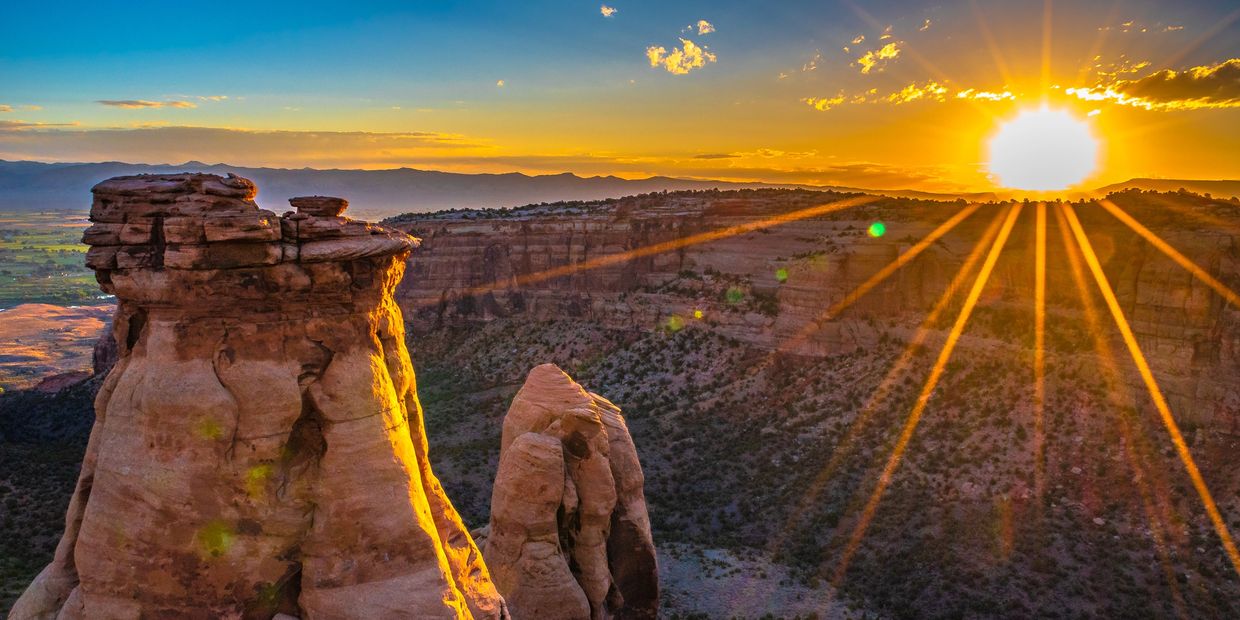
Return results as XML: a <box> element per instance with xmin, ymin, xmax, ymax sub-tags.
<box><xmin>290</xmin><ymin>196</ymin><xmax>349</xmax><ymax>217</ymax></box>
<box><xmin>13</xmin><ymin>174</ymin><xmax>500</xmax><ymax>619</ymax></box>
<box><xmin>483</xmin><ymin>363</ymin><xmax>658</xmax><ymax>619</ymax></box>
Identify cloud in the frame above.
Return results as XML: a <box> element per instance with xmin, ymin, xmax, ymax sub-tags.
<box><xmin>97</xmin><ymin>99</ymin><xmax>197</xmax><ymax>109</ymax></box>
<box><xmin>0</xmin><ymin>105</ymin><xmax>12</xmax><ymax>113</ymax></box>
<box><xmin>0</xmin><ymin>125</ymin><xmax>480</xmax><ymax>169</ymax></box>
<box><xmin>802</xmin><ymin>50</ymin><xmax>822</xmax><ymax>72</ymax></box>
<box><xmin>856</xmin><ymin>42</ymin><xmax>901</xmax><ymax>74</ymax></box>
<box><xmin>880</xmin><ymin>25</ymin><xmax>893</xmax><ymax>40</ymax></box>
<box><xmin>804</xmin><ymin>82</ymin><xmax>1015</xmax><ymax>111</ymax></box>
<box><xmin>920</xmin><ymin>19</ymin><xmax>932</xmax><ymax>32</ymax></box>
<box><xmin>693</xmin><ymin>153</ymin><xmax>739</xmax><ymax>160</ymax></box>
<box><xmin>955</xmin><ymin>88</ymin><xmax>1015</xmax><ymax>101</ymax></box>
<box><xmin>600</xmin><ymin>4</ymin><xmax>617</xmax><ymax>18</ymax></box>
<box><xmin>0</xmin><ymin>120</ymin><xmax>80</xmax><ymax>131</ymax></box>
<box><xmin>646</xmin><ymin>39</ymin><xmax>717</xmax><ymax>75</ymax></box>
<box><xmin>885</xmin><ymin>81</ymin><xmax>948</xmax><ymax>104</ymax></box>
<box><xmin>802</xmin><ymin>94</ymin><xmax>846</xmax><ymax>111</ymax></box>
<box><xmin>851</xmin><ymin>35</ymin><xmax>865</xmax><ymax>45</ymax></box>
<box><xmin>496</xmin><ymin>79</ymin><xmax>506</xmax><ymax>87</ymax></box>
<box><xmin>697</xmin><ymin>20</ymin><xmax>715</xmax><ymax>35</ymax></box>
<box><xmin>1068</xmin><ymin>58</ymin><xmax>1240</xmax><ymax>110</ymax></box>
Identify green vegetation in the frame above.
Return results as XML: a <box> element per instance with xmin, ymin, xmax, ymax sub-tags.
<box><xmin>410</xmin><ymin>315</ymin><xmax>1240</xmax><ymax>619</ymax></box>
<box><xmin>0</xmin><ymin>212</ymin><xmax>103</xmax><ymax>309</ymax></box>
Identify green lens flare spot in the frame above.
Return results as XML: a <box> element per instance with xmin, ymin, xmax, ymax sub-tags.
<box><xmin>245</xmin><ymin>464</ymin><xmax>274</xmax><ymax>498</ymax></box>
<box><xmin>725</xmin><ymin>287</ymin><xmax>744</xmax><ymax>304</ymax></box>
<box><xmin>665</xmin><ymin>315</ymin><xmax>685</xmax><ymax>332</ymax></box>
<box><xmin>197</xmin><ymin>520</ymin><xmax>234</xmax><ymax>558</ymax></box>
<box><xmin>775</xmin><ymin>268</ymin><xmax>788</xmax><ymax>283</ymax></box>
<box><xmin>867</xmin><ymin>221</ymin><xmax>886</xmax><ymax>238</ymax></box>
<box><xmin>195</xmin><ymin>418</ymin><xmax>224</xmax><ymax>440</ymax></box>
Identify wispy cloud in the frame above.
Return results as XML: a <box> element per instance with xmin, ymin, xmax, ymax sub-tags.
<box><xmin>856</xmin><ymin>42</ymin><xmax>901</xmax><ymax>74</ymax></box>
<box><xmin>802</xmin><ymin>94</ymin><xmax>846</xmax><ymax>111</ymax></box>
<box><xmin>851</xmin><ymin>34</ymin><xmax>866</xmax><ymax>45</ymax></box>
<box><xmin>646</xmin><ymin>38</ymin><xmax>717</xmax><ymax>75</ymax></box>
<box><xmin>0</xmin><ymin>125</ymin><xmax>479</xmax><ymax>167</ymax></box>
<box><xmin>804</xmin><ymin>82</ymin><xmax>1015</xmax><ymax>111</ymax></box>
<box><xmin>879</xmin><ymin>25</ymin><xmax>894</xmax><ymax>40</ymax></box>
<box><xmin>496</xmin><ymin>79</ymin><xmax>506</xmax><ymax>88</ymax></box>
<box><xmin>885</xmin><ymin>81</ymin><xmax>948</xmax><ymax>104</ymax></box>
<box><xmin>0</xmin><ymin>105</ymin><xmax>12</xmax><ymax>113</ymax></box>
<box><xmin>1098</xmin><ymin>20</ymin><xmax>1184</xmax><ymax>33</ymax></box>
<box><xmin>600</xmin><ymin>4</ymin><xmax>617</xmax><ymax>18</ymax></box>
<box><xmin>697</xmin><ymin>20</ymin><xmax>715</xmax><ymax>35</ymax></box>
<box><xmin>955</xmin><ymin>88</ymin><xmax>1015</xmax><ymax>102</ymax></box>
<box><xmin>97</xmin><ymin>99</ymin><xmax>198</xmax><ymax>109</ymax></box>
<box><xmin>919</xmin><ymin>19</ymin><xmax>932</xmax><ymax>32</ymax></box>
<box><xmin>1068</xmin><ymin>58</ymin><xmax>1240</xmax><ymax>110</ymax></box>
<box><xmin>0</xmin><ymin>120</ymin><xmax>80</xmax><ymax>131</ymax></box>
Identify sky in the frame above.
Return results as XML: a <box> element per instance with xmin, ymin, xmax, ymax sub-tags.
<box><xmin>2</xmin><ymin>0</ymin><xmax>1240</xmax><ymax>193</ymax></box>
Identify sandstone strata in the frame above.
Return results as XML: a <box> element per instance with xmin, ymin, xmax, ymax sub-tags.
<box><xmin>478</xmin><ymin>364</ymin><xmax>657</xmax><ymax>620</ymax></box>
<box><xmin>12</xmin><ymin>174</ymin><xmax>504</xmax><ymax>619</ymax></box>
<box><xmin>390</xmin><ymin>191</ymin><xmax>1240</xmax><ymax>430</ymax></box>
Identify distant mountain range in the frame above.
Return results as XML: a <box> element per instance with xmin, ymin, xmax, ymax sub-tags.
<box><xmin>0</xmin><ymin>160</ymin><xmax>993</xmax><ymax>217</ymax></box>
<box><xmin>0</xmin><ymin>159</ymin><xmax>1235</xmax><ymax>217</ymax></box>
<box><xmin>1090</xmin><ymin>178</ymin><xmax>1240</xmax><ymax>199</ymax></box>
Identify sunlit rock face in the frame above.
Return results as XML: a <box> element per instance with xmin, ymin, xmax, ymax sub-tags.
<box><xmin>477</xmin><ymin>364</ymin><xmax>657</xmax><ymax>620</ymax></box>
<box><xmin>390</xmin><ymin>191</ymin><xmax>1240</xmax><ymax>430</ymax></box>
<box><xmin>11</xmin><ymin>174</ymin><xmax>505</xmax><ymax>619</ymax></box>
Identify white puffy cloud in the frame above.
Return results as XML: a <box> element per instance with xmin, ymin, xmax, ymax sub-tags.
<box><xmin>600</xmin><ymin>4</ymin><xmax>617</xmax><ymax>18</ymax></box>
<box><xmin>697</xmin><ymin>20</ymin><xmax>715</xmax><ymax>35</ymax></box>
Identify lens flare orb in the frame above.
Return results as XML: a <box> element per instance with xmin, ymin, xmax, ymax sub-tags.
<box><xmin>988</xmin><ymin>107</ymin><xmax>1099</xmax><ymax>191</ymax></box>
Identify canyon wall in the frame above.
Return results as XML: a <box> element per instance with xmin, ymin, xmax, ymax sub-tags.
<box><xmin>390</xmin><ymin>190</ymin><xmax>1240</xmax><ymax>431</ymax></box>
<box><xmin>13</xmin><ymin>175</ymin><xmax>505</xmax><ymax>619</ymax></box>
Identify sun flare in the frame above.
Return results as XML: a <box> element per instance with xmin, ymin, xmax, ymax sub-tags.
<box><xmin>988</xmin><ymin>107</ymin><xmax>1099</xmax><ymax>191</ymax></box>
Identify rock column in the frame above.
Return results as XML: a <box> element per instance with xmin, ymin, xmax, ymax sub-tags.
<box><xmin>11</xmin><ymin>174</ymin><xmax>505</xmax><ymax>619</ymax></box>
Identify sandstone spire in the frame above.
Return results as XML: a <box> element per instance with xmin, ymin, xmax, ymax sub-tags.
<box><xmin>478</xmin><ymin>364</ymin><xmax>658</xmax><ymax>619</ymax></box>
<box><xmin>11</xmin><ymin>174</ymin><xmax>505</xmax><ymax>619</ymax></box>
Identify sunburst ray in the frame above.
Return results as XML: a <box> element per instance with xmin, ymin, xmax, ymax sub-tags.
<box><xmin>830</xmin><ymin>202</ymin><xmax>1023</xmax><ymax>585</ymax></box>
<box><xmin>1062</xmin><ymin>204</ymin><xmax>1240</xmax><ymax>579</ymax></box>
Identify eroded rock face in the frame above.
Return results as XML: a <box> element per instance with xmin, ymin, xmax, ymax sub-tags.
<box><xmin>11</xmin><ymin>174</ymin><xmax>505</xmax><ymax>619</ymax></box>
<box><xmin>480</xmin><ymin>364</ymin><xmax>657</xmax><ymax>620</ymax></box>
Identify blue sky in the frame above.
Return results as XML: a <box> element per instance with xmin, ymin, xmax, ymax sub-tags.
<box><xmin>2</xmin><ymin>1</ymin><xmax>1239</xmax><ymax>190</ymax></box>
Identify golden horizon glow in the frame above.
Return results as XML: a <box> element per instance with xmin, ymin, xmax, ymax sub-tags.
<box><xmin>988</xmin><ymin>107</ymin><xmax>1100</xmax><ymax>190</ymax></box>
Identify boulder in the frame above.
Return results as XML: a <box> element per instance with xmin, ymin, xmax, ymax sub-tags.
<box><xmin>289</xmin><ymin>196</ymin><xmax>349</xmax><ymax>217</ymax></box>
<box><xmin>482</xmin><ymin>364</ymin><xmax>658</xmax><ymax>620</ymax></box>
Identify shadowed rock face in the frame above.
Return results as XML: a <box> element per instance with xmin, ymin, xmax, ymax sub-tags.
<box><xmin>479</xmin><ymin>364</ymin><xmax>657</xmax><ymax>620</ymax></box>
<box><xmin>11</xmin><ymin>174</ymin><xmax>505</xmax><ymax>619</ymax></box>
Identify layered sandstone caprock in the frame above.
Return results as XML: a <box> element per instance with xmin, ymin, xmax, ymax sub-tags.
<box><xmin>11</xmin><ymin>174</ymin><xmax>505</xmax><ymax>619</ymax></box>
<box><xmin>480</xmin><ymin>364</ymin><xmax>657</xmax><ymax>620</ymax></box>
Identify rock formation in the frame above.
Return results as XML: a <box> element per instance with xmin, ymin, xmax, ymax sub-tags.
<box><xmin>11</xmin><ymin>174</ymin><xmax>505</xmax><ymax>619</ymax></box>
<box><xmin>476</xmin><ymin>364</ymin><xmax>657</xmax><ymax>620</ymax></box>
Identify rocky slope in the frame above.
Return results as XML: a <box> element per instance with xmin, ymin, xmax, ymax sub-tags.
<box><xmin>12</xmin><ymin>174</ymin><xmax>504</xmax><ymax>619</ymax></box>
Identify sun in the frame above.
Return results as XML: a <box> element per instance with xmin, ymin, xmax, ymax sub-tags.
<box><xmin>987</xmin><ymin>107</ymin><xmax>1099</xmax><ymax>191</ymax></box>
